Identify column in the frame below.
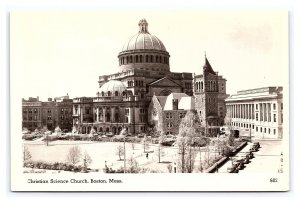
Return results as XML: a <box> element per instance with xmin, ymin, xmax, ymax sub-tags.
<box><xmin>249</xmin><ymin>104</ymin><xmax>251</xmax><ymax>120</ymax></box>
<box><xmin>80</xmin><ymin>106</ymin><xmax>83</xmax><ymax>123</ymax></box>
<box><xmin>234</xmin><ymin>105</ymin><xmax>236</xmax><ymax>118</ymax></box>
<box><xmin>111</xmin><ymin>107</ymin><xmax>115</xmax><ymax>123</ymax></box>
<box><xmin>96</xmin><ymin>107</ymin><xmax>99</xmax><ymax>122</ymax></box>
<box><xmin>103</xmin><ymin>107</ymin><xmax>106</xmax><ymax>123</ymax></box>
<box><xmin>247</xmin><ymin>104</ymin><xmax>250</xmax><ymax>119</ymax></box>
<box><xmin>130</xmin><ymin>107</ymin><xmax>134</xmax><ymax>123</ymax></box>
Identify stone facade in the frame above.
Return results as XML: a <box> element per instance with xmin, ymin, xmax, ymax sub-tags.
<box><xmin>73</xmin><ymin>19</ymin><xmax>193</xmax><ymax>135</ymax></box>
<box><xmin>22</xmin><ymin>96</ymin><xmax>72</xmax><ymax>132</ymax></box>
<box><xmin>194</xmin><ymin>56</ymin><xmax>228</xmax><ymax>136</ymax></box>
<box><xmin>225</xmin><ymin>87</ymin><xmax>283</xmax><ymax>139</ymax></box>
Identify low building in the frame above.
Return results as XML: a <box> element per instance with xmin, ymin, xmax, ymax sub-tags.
<box><xmin>225</xmin><ymin>87</ymin><xmax>283</xmax><ymax>139</ymax></box>
<box><xmin>148</xmin><ymin>93</ymin><xmax>196</xmax><ymax>135</ymax></box>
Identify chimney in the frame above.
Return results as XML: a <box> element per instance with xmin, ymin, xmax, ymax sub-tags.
<box><xmin>172</xmin><ymin>99</ymin><xmax>178</xmax><ymax>110</ymax></box>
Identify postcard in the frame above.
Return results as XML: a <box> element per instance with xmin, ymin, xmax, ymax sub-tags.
<box><xmin>10</xmin><ymin>10</ymin><xmax>289</xmax><ymax>191</ymax></box>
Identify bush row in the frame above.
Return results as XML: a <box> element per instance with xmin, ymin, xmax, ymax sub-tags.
<box><xmin>23</xmin><ymin>160</ymin><xmax>89</xmax><ymax>172</ymax></box>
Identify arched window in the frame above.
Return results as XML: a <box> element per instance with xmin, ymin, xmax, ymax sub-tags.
<box><xmin>140</xmin><ymin>55</ymin><xmax>143</xmax><ymax>63</ymax></box>
<box><xmin>201</xmin><ymin>82</ymin><xmax>203</xmax><ymax>90</ymax></box>
<box><xmin>129</xmin><ymin>56</ymin><xmax>133</xmax><ymax>63</ymax></box>
<box><xmin>135</xmin><ymin>55</ymin><xmax>139</xmax><ymax>63</ymax></box>
<box><xmin>99</xmin><ymin>127</ymin><xmax>103</xmax><ymax>132</ymax></box>
<box><xmin>126</xmin><ymin>56</ymin><xmax>129</xmax><ymax>64</ymax></box>
<box><xmin>115</xmin><ymin>91</ymin><xmax>119</xmax><ymax>96</ymax></box>
<box><xmin>106</xmin><ymin>127</ymin><xmax>109</xmax><ymax>132</ymax></box>
<box><xmin>107</xmin><ymin>91</ymin><xmax>111</xmax><ymax>96</ymax></box>
<box><xmin>146</xmin><ymin>55</ymin><xmax>149</xmax><ymax>62</ymax></box>
<box><xmin>159</xmin><ymin>56</ymin><xmax>162</xmax><ymax>63</ymax></box>
<box><xmin>101</xmin><ymin>91</ymin><xmax>105</xmax><ymax>97</ymax></box>
<box><xmin>156</xmin><ymin>55</ymin><xmax>158</xmax><ymax>63</ymax></box>
<box><xmin>150</xmin><ymin>55</ymin><xmax>153</xmax><ymax>63</ymax></box>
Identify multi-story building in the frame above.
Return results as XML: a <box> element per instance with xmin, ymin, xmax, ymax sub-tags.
<box><xmin>225</xmin><ymin>87</ymin><xmax>283</xmax><ymax>139</ymax></box>
<box><xmin>22</xmin><ymin>97</ymin><xmax>43</xmax><ymax>131</ymax></box>
<box><xmin>22</xmin><ymin>95</ymin><xmax>73</xmax><ymax>132</ymax></box>
<box><xmin>194</xmin><ymin>56</ymin><xmax>228</xmax><ymax>136</ymax></box>
<box><xmin>73</xmin><ymin>19</ymin><xmax>194</xmax><ymax>135</ymax></box>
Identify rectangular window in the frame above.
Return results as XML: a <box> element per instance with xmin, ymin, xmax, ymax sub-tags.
<box><xmin>256</xmin><ymin>113</ymin><xmax>258</xmax><ymax>121</ymax></box>
<box><xmin>260</xmin><ymin>127</ymin><xmax>262</xmax><ymax>132</ymax></box>
<box><xmin>274</xmin><ymin>114</ymin><xmax>276</xmax><ymax>122</ymax></box>
<box><xmin>256</xmin><ymin>127</ymin><xmax>258</xmax><ymax>132</ymax></box>
<box><xmin>179</xmin><ymin>112</ymin><xmax>186</xmax><ymax>118</ymax></box>
<box><xmin>274</xmin><ymin>129</ymin><xmax>276</xmax><ymax>135</ymax></box>
<box><xmin>23</xmin><ymin>109</ymin><xmax>27</xmax><ymax>113</ymax></box>
<box><xmin>256</xmin><ymin>104</ymin><xmax>258</xmax><ymax>110</ymax></box>
<box><xmin>273</xmin><ymin>103</ymin><xmax>276</xmax><ymax>110</ymax></box>
<box><xmin>281</xmin><ymin>113</ymin><xmax>283</xmax><ymax>123</ymax></box>
<box><xmin>166</xmin><ymin>112</ymin><xmax>173</xmax><ymax>119</ymax></box>
<box><xmin>281</xmin><ymin>103</ymin><xmax>283</xmax><ymax>110</ymax></box>
<box><xmin>264</xmin><ymin>128</ymin><xmax>266</xmax><ymax>133</ymax></box>
<box><xmin>86</xmin><ymin>108</ymin><xmax>90</xmax><ymax>114</ymax></box>
<box><xmin>34</xmin><ymin>115</ymin><xmax>37</xmax><ymax>121</ymax></box>
<box><xmin>125</xmin><ymin>109</ymin><xmax>129</xmax><ymax>115</ymax></box>
<box><xmin>47</xmin><ymin>109</ymin><xmax>51</xmax><ymax>113</ymax></box>
<box><xmin>268</xmin><ymin>128</ymin><xmax>270</xmax><ymax>134</ymax></box>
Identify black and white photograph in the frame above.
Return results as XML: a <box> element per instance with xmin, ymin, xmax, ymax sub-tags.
<box><xmin>9</xmin><ymin>9</ymin><xmax>289</xmax><ymax>191</ymax></box>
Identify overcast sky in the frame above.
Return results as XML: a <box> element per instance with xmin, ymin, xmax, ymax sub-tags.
<box><xmin>11</xmin><ymin>10</ymin><xmax>288</xmax><ymax>101</ymax></box>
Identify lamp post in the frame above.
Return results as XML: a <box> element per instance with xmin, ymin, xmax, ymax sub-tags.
<box><xmin>124</xmin><ymin>134</ymin><xmax>126</xmax><ymax>173</ymax></box>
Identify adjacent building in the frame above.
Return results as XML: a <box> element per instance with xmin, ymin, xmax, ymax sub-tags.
<box><xmin>148</xmin><ymin>93</ymin><xmax>196</xmax><ymax>135</ymax></box>
<box><xmin>194</xmin><ymin>56</ymin><xmax>228</xmax><ymax>136</ymax></box>
<box><xmin>22</xmin><ymin>95</ymin><xmax>73</xmax><ymax>132</ymax></box>
<box><xmin>225</xmin><ymin>87</ymin><xmax>283</xmax><ymax>139</ymax></box>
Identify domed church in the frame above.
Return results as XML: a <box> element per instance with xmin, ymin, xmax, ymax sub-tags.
<box><xmin>72</xmin><ymin>19</ymin><xmax>227</xmax><ymax>136</ymax></box>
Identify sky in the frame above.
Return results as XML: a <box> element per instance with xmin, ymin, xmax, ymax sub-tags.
<box><xmin>10</xmin><ymin>10</ymin><xmax>288</xmax><ymax>101</ymax></box>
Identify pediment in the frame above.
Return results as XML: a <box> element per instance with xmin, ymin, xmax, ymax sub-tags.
<box><xmin>149</xmin><ymin>77</ymin><xmax>182</xmax><ymax>88</ymax></box>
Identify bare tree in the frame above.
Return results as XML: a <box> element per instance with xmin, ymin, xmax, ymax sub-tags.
<box><xmin>82</xmin><ymin>150</ymin><xmax>93</xmax><ymax>172</ymax></box>
<box><xmin>127</xmin><ymin>156</ymin><xmax>140</xmax><ymax>173</ymax></box>
<box><xmin>23</xmin><ymin>145</ymin><xmax>32</xmax><ymax>162</ymax></box>
<box><xmin>66</xmin><ymin>146</ymin><xmax>82</xmax><ymax>166</ymax></box>
<box><xmin>177</xmin><ymin>110</ymin><xmax>200</xmax><ymax>173</ymax></box>
<box><xmin>116</xmin><ymin>143</ymin><xmax>124</xmax><ymax>160</ymax></box>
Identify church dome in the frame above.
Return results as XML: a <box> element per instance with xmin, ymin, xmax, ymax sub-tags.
<box><xmin>122</xmin><ymin>19</ymin><xmax>166</xmax><ymax>52</ymax></box>
<box><xmin>118</xmin><ymin>19</ymin><xmax>170</xmax><ymax>73</ymax></box>
<box><xmin>99</xmin><ymin>80</ymin><xmax>126</xmax><ymax>96</ymax></box>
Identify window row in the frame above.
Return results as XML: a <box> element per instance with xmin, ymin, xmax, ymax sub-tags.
<box><xmin>230</xmin><ymin>122</ymin><xmax>277</xmax><ymax>135</ymax></box>
<box><xmin>119</xmin><ymin>55</ymin><xmax>169</xmax><ymax>65</ymax></box>
<box><xmin>128</xmin><ymin>80</ymin><xmax>144</xmax><ymax>87</ymax></box>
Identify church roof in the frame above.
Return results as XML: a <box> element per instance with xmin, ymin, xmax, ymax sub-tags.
<box><xmin>203</xmin><ymin>56</ymin><xmax>216</xmax><ymax>75</ymax></box>
<box><xmin>156</xmin><ymin>96</ymin><xmax>168</xmax><ymax>109</ymax></box>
